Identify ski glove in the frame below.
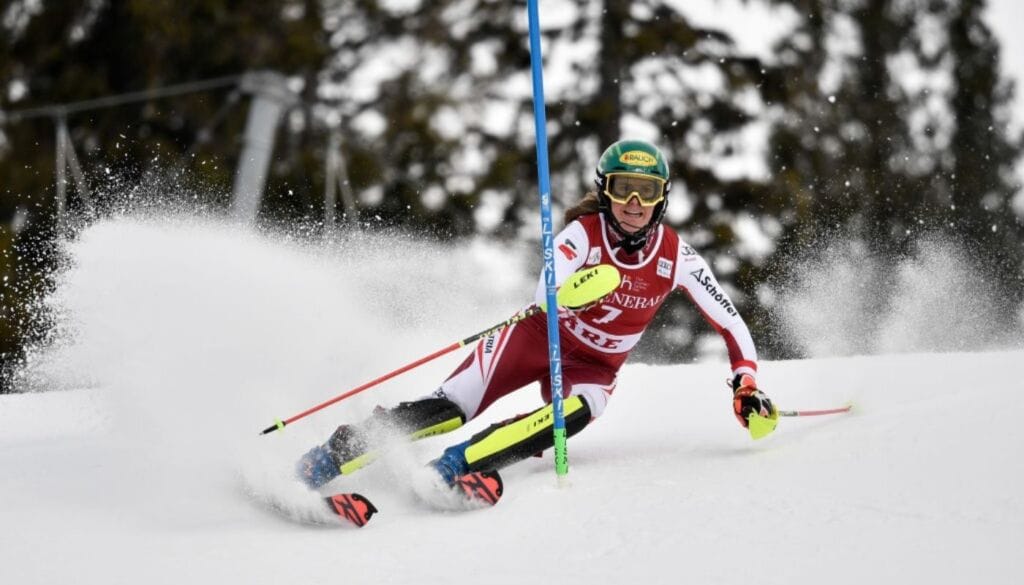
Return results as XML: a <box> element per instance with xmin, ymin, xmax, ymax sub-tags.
<box><xmin>731</xmin><ymin>374</ymin><xmax>776</xmax><ymax>429</ymax></box>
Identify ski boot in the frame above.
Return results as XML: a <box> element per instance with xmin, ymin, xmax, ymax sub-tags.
<box><xmin>430</xmin><ymin>441</ymin><xmax>471</xmax><ymax>485</ymax></box>
<box><xmin>429</xmin><ymin>440</ymin><xmax>503</xmax><ymax>506</ymax></box>
<box><xmin>297</xmin><ymin>444</ymin><xmax>339</xmax><ymax>489</ymax></box>
<box><xmin>296</xmin><ymin>424</ymin><xmax>367</xmax><ymax>489</ymax></box>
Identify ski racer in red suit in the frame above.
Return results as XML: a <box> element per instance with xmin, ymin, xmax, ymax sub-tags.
<box><xmin>298</xmin><ymin>139</ymin><xmax>777</xmax><ymax>490</ymax></box>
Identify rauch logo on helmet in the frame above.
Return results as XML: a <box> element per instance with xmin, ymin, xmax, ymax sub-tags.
<box><xmin>619</xmin><ymin>151</ymin><xmax>657</xmax><ymax>166</ymax></box>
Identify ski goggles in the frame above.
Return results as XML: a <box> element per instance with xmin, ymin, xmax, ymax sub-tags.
<box><xmin>603</xmin><ymin>173</ymin><xmax>667</xmax><ymax>207</ymax></box>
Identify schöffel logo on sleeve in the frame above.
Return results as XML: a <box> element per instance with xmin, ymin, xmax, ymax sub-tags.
<box><xmin>689</xmin><ymin>268</ymin><xmax>737</xmax><ymax>315</ymax></box>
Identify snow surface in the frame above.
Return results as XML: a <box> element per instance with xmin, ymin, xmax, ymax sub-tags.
<box><xmin>2</xmin><ymin>216</ymin><xmax>1022</xmax><ymax>585</ymax></box>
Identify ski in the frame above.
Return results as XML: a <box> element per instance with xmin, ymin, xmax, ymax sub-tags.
<box><xmin>320</xmin><ymin>470</ymin><xmax>503</xmax><ymax>527</ymax></box>
<box><xmin>454</xmin><ymin>470</ymin><xmax>504</xmax><ymax>506</ymax></box>
<box><xmin>324</xmin><ymin>492</ymin><xmax>378</xmax><ymax>528</ymax></box>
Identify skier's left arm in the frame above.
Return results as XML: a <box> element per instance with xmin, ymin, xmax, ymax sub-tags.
<box><xmin>674</xmin><ymin>249</ymin><xmax>776</xmax><ymax>430</ymax></box>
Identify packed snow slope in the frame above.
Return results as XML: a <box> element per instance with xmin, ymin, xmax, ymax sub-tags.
<box><xmin>2</xmin><ymin>216</ymin><xmax>1021</xmax><ymax>585</ymax></box>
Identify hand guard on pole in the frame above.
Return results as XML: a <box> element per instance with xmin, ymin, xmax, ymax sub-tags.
<box><xmin>557</xmin><ymin>292</ymin><xmax>611</xmax><ymax>316</ymax></box>
<box><xmin>731</xmin><ymin>373</ymin><xmax>778</xmax><ymax>439</ymax></box>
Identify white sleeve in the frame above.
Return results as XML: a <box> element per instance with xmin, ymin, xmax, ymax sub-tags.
<box><xmin>534</xmin><ymin>220</ymin><xmax>590</xmax><ymax>306</ymax></box>
<box><xmin>674</xmin><ymin>249</ymin><xmax>758</xmax><ymax>377</ymax></box>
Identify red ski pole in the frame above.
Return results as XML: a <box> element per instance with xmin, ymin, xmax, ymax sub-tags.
<box><xmin>777</xmin><ymin>404</ymin><xmax>853</xmax><ymax>417</ymax></box>
<box><xmin>259</xmin><ymin>307</ymin><xmax>542</xmax><ymax>435</ymax></box>
<box><xmin>748</xmin><ymin>403</ymin><xmax>852</xmax><ymax>439</ymax></box>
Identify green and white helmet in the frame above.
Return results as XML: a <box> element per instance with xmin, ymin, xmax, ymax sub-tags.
<box><xmin>594</xmin><ymin>139</ymin><xmax>671</xmax><ymax>252</ymax></box>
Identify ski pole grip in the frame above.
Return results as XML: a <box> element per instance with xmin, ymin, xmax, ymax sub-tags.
<box><xmin>260</xmin><ymin>419</ymin><xmax>286</xmax><ymax>435</ymax></box>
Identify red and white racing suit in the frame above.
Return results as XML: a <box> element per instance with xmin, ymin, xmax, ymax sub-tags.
<box><xmin>435</xmin><ymin>213</ymin><xmax>758</xmax><ymax>421</ymax></box>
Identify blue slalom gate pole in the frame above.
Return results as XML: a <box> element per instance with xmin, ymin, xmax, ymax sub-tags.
<box><xmin>526</xmin><ymin>0</ymin><xmax>568</xmax><ymax>478</ymax></box>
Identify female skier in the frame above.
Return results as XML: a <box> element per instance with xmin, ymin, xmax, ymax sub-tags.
<box><xmin>298</xmin><ymin>139</ymin><xmax>777</xmax><ymax>491</ymax></box>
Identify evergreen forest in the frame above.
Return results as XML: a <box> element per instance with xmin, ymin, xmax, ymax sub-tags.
<box><xmin>2</xmin><ymin>0</ymin><xmax>1022</xmax><ymax>392</ymax></box>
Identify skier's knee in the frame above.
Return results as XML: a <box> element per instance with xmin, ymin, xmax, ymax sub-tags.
<box><xmin>571</xmin><ymin>383</ymin><xmax>612</xmax><ymax>418</ymax></box>
<box><xmin>566</xmin><ymin>395</ymin><xmax>592</xmax><ymax>438</ymax></box>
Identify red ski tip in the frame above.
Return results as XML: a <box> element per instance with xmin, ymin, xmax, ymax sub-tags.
<box><xmin>325</xmin><ymin>492</ymin><xmax>378</xmax><ymax>527</ymax></box>
<box><xmin>454</xmin><ymin>470</ymin><xmax>504</xmax><ymax>506</ymax></box>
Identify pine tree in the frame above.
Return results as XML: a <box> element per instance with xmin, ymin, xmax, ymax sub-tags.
<box><xmin>760</xmin><ymin>0</ymin><xmax>1024</xmax><ymax>355</ymax></box>
<box><xmin>943</xmin><ymin>0</ymin><xmax>1024</xmax><ymax>314</ymax></box>
<box><xmin>765</xmin><ymin>0</ymin><xmax>924</xmax><ymax>250</ymax></box>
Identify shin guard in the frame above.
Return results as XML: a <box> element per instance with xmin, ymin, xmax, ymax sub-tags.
<box><xmin>329</xmin><ymin>398</ymin><xmax>466</xmax><ymax>475</ymax></box>
<box><xmin>463</xmin><ymin>396</ymin><xmax>591</xmax><ymax>473</ymax></box>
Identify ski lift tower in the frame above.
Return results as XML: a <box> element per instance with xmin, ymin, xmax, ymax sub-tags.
<box><xmin>230</xmin><ymin>71</ymin><xmax>299</xmax><ymax>224</ymax></box>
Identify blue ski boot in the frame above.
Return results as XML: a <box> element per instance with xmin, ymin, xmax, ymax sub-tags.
<box><xmin>430</xmin><ymin>440</ymin><xmax>471</xmax><ymax>486</ymax></box>
<box><xmin>297</xmin><ymin>424</ymin><xmax>369</xmax><ymax>489</ymax></box>
<box><xmin>296</xmin><ymin>444</ymin><xmax>340</xmax><ymax>489</ymax></box>
<box><xmin>428</xmin><ymin>441</ymin><xmax>504</xmax><ymax>506</ymax></box>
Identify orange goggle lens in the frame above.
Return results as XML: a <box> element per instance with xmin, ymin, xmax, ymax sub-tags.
<box><xmin>604</xmin><ymin>174</ymin><xmax>666</xmax><ymax>207</ymax></box>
